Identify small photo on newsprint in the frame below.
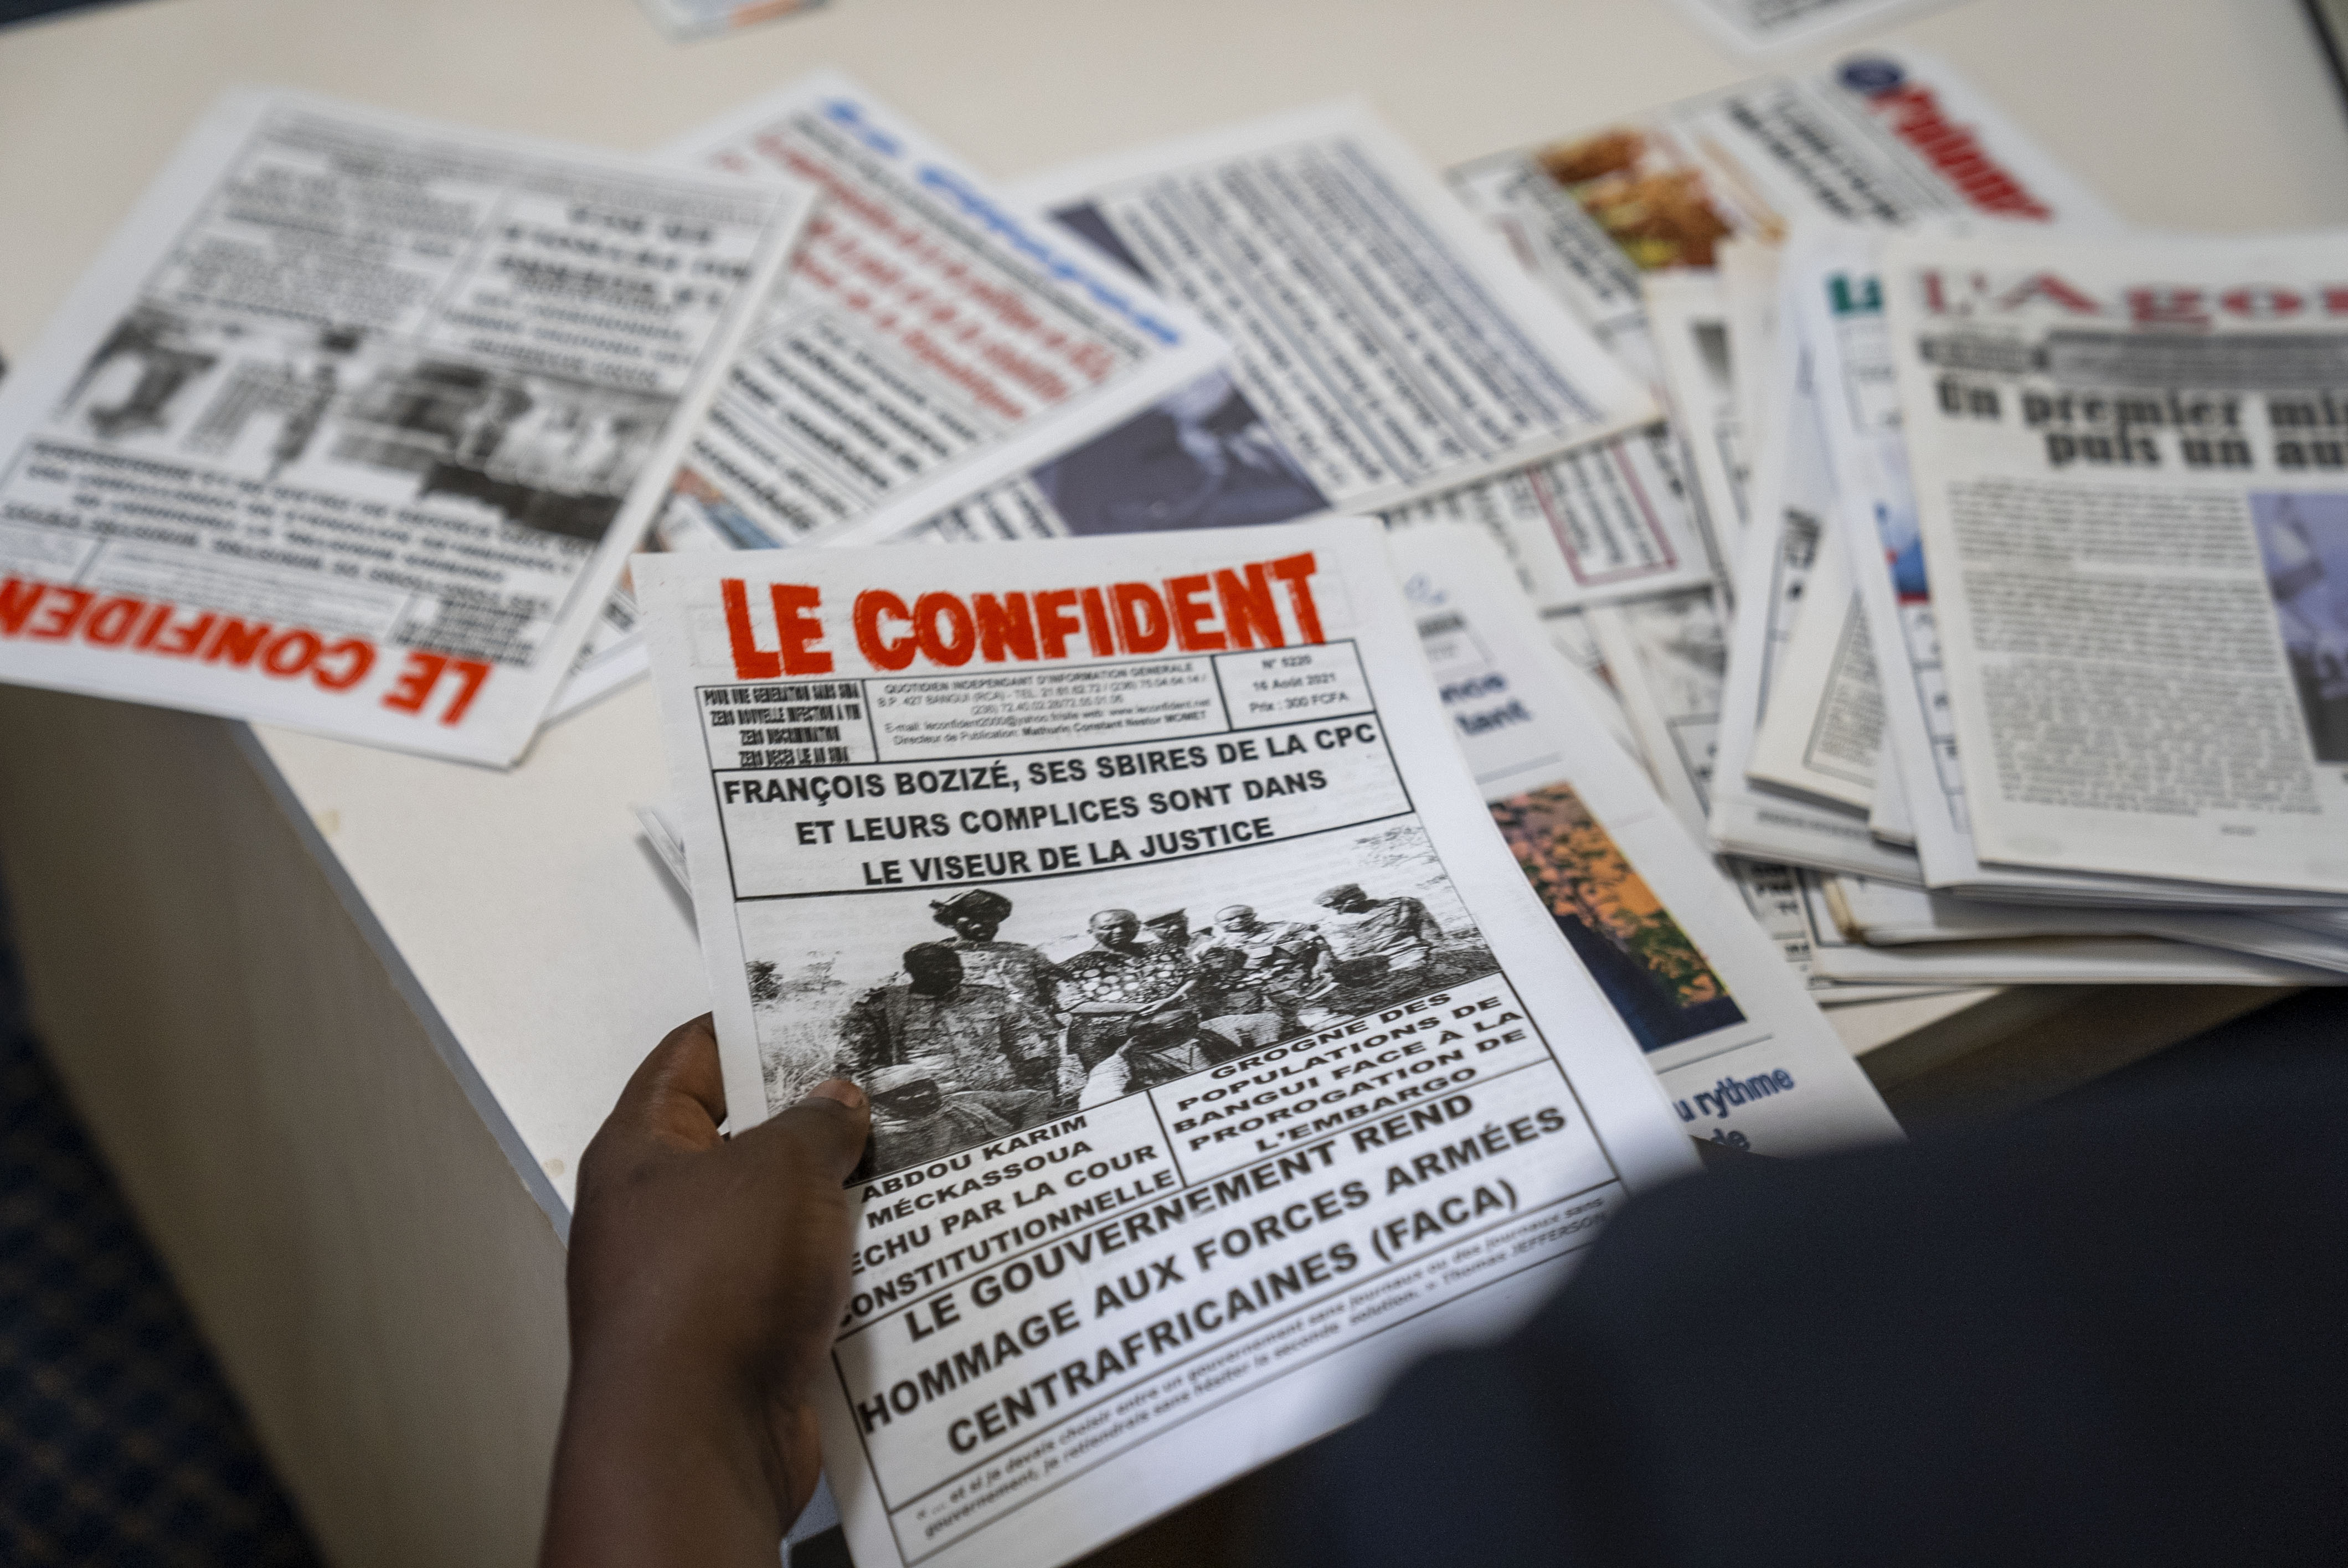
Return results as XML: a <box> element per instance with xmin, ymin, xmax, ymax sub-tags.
<box><xmin>2254</xmin><ymin>492</ymin><xmax>2348</xmax><ymax>764</ymax></box>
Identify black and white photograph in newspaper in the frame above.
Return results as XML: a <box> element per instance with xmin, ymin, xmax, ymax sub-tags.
<box><xmin>2254</xmin><ymin>492</ymin><xmax>2348</xmax><ymax>762</ymax></box>
<box><xmin>742</xmin><ymin>821</ymin><xmax>1500</xmax><ymax>1175</ymax></box>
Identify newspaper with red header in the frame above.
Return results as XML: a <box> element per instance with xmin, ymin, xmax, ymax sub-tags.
<box><xmin>0</xmin><ymin>90</ymin><xmax>810</xmax><ymax>764</ymax></box>
<box><xmin>553</xmin><ymin>72</ymin><xmax>1228</xmax><ymax>714</ymax></box>
<box><xmin>1882</xmin><ymin>230</ymin><xmax>2348</xmax><ymax>895</ymax></box>
<box><xmin>1445</xmin><ymin>48</ymin><xmax>2110</xmax><ymax>385</ymax></box>
<box><xmin>636</xmin><ymin>517</ymin><xmax>1694</xmax><ymax>1568</ymax></box>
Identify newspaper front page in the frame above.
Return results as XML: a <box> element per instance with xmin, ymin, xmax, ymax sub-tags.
<box><xmin>1883</xmin><ymin>231</ymin><xmax>2348</xmax><ymax>895</ymax></box>
<box><xmin>637</xmin><ymin>518</ymin><xmax>1697</xmax><ymax>1568</ymax></box>
<box><xmin>1799</xmin><ymin>226</ymin><xmax>2288</xmax><ymax>906</ymax></box>
<box><xmin>1446</xmin><ymin>48</ymin><xmax>2110</xmax><ymax>383</ymax></box>
<box><xmin>1391</xmin><ymin>525</ymin><xmax>1901</xmax><ymax>1152</ymax></box>
<box><xmin>0</xmin><ymin>91</ymin><xmax>811</xmax><ymax>764</ymax></box>
<box><xmin>554</xmin><ymin>74</ymin><xmax>1230</xmax><ymax>713</ymax></box>
<box><xmin>1012</xmin><ymin>114</ymin><xmax>1718</xmax><ymax>620</ymax></box>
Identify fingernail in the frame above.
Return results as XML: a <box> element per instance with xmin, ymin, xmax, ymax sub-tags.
<box><xmin>807</xmin><ymin>1077</ymin><xmax>867</xmax><ymax>1111</ymax></box>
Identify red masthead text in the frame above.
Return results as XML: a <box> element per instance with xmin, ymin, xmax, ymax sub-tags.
<box><xmin>721</xmin><ymin>550</ymin><xmax>1329</xmax><ymax>679</ymax></box>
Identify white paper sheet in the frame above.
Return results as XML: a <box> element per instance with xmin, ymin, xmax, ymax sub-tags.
<box><xmin>1746</xmin><ymin>521</ymin><xmax>1882</xmax><ymax>810</ymax></box>
<box><xmin>1645</xmin><ymin>270</ymin><xmax>1748</xmax><ymax>567</ymax></box>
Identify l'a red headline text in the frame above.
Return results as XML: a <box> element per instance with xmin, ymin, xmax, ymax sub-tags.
<box><xmin>722</xmin><ymin>550</ymin><xmax>1329</xmax><ymax>679</ymax></box>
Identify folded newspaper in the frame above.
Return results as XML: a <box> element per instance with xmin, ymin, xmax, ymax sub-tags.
<box><xmin>0</xmin><ymin>90</ymin><xmax>815</xmax><ymax>764</ymax></box>
<box><xmin>638</xmin><ymin>517</ymin><xmax>1706</xmax><ymax>1568</ymax></box>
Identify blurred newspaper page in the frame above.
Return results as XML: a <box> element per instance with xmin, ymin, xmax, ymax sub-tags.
<box><xmin>1800</xmin><ymin>876</ymin><xmax>2330</xmax><ymax>986</ymax></box>
<box><xmin>1811</xmin><ymin>228</ymin><xmax>2345</xmax><ymax>906</ymax></box>
<box><xmin>1392</xmin><ymin>524</ymin><xmax>1901</xmax><ymax>1154</ymax></box>
<box><xmin>1722</xmin><ymin>239</ymin><xmax>1785</xmax><ymax>456</ymax></box>
<box><xmin>1883</xmin><ymin>232</ymin><xmax>2348</xmax><ymax>894</ymax></box>
<box><xmin>1747</xmin><ymin>512</ymin><xmax>1882</xmax><ymax>809</ymax></box>
<box><xmin>894</xmin><ymin>365</ymin><xmax>1326</xmax><ymax>545</ymax></box>
<box><xmin>1446</xmin><ymin>47</ymin><xmax>2110</xmax><ymax>382</ymax></box>
<box><xmin>636</xmin><ymin>518</ymin><xmax>1695</xmax><ymax>1568</ymax></box>
<box><xmin>1668</xmin><ymin>0</ymin><xmax>1963</xmax><ymax>59</ymax></box>
<box><xmin>1538</xmin><ymin>607</ymin><xmax>1642</xmax><ymax>756</ymax></box>
<box><xmin>554</xmin><ymin>73</ymin><xmax>1228</xmax><ymax>713</ymax></box>
<box><xmin>1586</xmin><ymin>586</ymin><xmax>1728</xmax><ymax>842</ymax></box>
<box><xmin>1577</xmin><ymin>582</ymin><xmax>1907</xmax><ymax>996</ymax></box>
<box><xmin>1871</xmin><ymin>726</ymin><xmax>1918</xmax><ymax>844</ymax></box>
<box><xmin>0</xmin><ymin>91</ymin><xmax>809</xmax><ymax>765</ymax></box>
<box><xmin>1646</xmin><ymin>270</ymin><xmax>1751</xmax><ymax>550</ymax></box>
<box><xmin>1379</xmin><ymin>423</ymin><xmax>1714</xmax><ymax>616</ymax></box>
<box><xmin>1706</xmin><ymin>268</ymin><xmax>1919</xmax><ymax>880</ymax></box>
<box><xmin>1014</xmin><ymin>111</ymin><xmax>1720</xmax><ymax>619</ymax></box>
<box><xmin>1019</xmin><ymin>104</ymin><xmax>1654</xmax><ymax>513</ymax></box>
<box><xmin>1822</xmin><ymin>871</ymin><xmax>2348</xmax><ymax>980</ymax></box>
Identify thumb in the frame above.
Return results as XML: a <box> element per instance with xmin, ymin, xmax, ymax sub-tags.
<box><xmin>738</xmin><ymin>1078</ymin><xmax>871</xmax><ymax>1184</ymax></box>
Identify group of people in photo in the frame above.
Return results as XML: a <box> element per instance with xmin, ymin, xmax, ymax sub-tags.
<box><xmin>836</xmin><ymin>880</ymin><xmax>1458</xmax><ymax>1170</ymax></box>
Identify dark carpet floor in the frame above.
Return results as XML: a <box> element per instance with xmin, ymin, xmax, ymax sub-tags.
<box><xmin>0</xmin><ymin>881</ymin><xmax>322</xmax><ymax>1567</ymax></box>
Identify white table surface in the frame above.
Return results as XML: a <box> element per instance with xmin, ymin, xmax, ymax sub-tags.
<box><xmin>4</xmin><ymin>0</ymin><xmax>2343</xmax><ymax>1223</ymax></box>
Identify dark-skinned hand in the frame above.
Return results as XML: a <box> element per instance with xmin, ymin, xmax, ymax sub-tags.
<box><xmin>540</xmin><ymin>1015</ymin><xmax>869</xmax><ymax>1568</ymax></box>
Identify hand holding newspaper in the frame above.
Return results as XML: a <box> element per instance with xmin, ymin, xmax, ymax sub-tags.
<box><xmin>636</xmin><ymin>517</ymin><xmax>1695</xmax><ymax>1568</ymax></box>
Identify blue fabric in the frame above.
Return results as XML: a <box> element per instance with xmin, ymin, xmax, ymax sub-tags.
<box><xmin>0</xmin><ymin>878</ymin><xmax>321</xmax><ymax>1567</ymax></box>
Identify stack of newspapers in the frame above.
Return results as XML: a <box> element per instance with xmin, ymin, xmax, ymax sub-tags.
<box><xmin>1688</xmin><ymin>143</ymin><xmax>2348</xmax><ymax>991</ymax></box>
<box><xmin>2</xmin><ymin>45</ymin><xmax>2342</xmax><ymax>1568</ymax></box>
